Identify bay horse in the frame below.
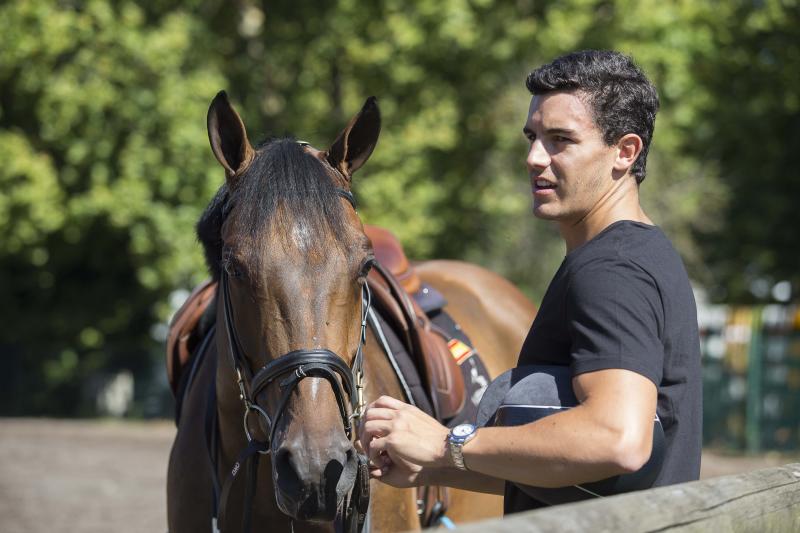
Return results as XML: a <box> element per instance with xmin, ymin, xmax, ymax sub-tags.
<box><xmin>166</xmin><ymin>92</ymin><xmax>536</xmax><ymax>532</ymax></box>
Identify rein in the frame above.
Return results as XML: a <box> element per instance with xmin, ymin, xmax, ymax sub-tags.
<box><xmin>212</xmin><ymin>186</ymin><xmax>372</xmax><ymax>533</ymax></box>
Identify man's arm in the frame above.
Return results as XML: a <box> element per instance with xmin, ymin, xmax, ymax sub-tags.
<box><xmin>457</xmin><ymin>367</ymin><xmax>657</xmax><ymax>487</ymax></box>
<box><xmin>361</xmin><ymin>367</ymin><xmax>656</xmax><ymax>490</ymax></box>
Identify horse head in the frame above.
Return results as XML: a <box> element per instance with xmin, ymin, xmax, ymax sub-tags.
<box><xmin>198</xmin><ymin>91</ymin><xmax>380</xmax><ymax>522</ymax></box>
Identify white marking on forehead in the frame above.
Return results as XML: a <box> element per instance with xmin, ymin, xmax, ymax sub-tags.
<box><xmin>289</xmin><ymin>220</ymin><xmax>314</xmax><ymax>252</ymax></box>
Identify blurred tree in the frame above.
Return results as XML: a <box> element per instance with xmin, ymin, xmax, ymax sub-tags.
<box><xmin>2</xmin><ymin>0</ymin><xmax>793</xmax><ymax>415</ymax></box>
<box><xmin>194</xmin><ymin>0</ymin><xmax>730</xmax><ymax>299</ymax></box>
<box><xmin>0</xmin><ymin>0</ymin><xmax>225</xmax><ymax>414</ymax></box>
<box><xmin>691</xmin><ymin>0</ymin><xmax>800</xmax><ymax>302</ymax></box>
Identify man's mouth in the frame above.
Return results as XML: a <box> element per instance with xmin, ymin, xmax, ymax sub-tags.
<box><xmin>534</xmin><ymin>179</ymin><xmax>557</xmax><ymax>191</ymax></box>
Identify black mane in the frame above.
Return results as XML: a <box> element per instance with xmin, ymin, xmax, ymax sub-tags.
<box><xmin>196</xmin><ymin>138</ymin><xmax>348</xmax><ymax>279</ymax></box>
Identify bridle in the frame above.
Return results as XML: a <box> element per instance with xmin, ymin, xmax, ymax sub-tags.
<box><xmin>214</xmin><ymin>183</ymin><xmax>372</xmax><ymax>533</ymax></box>
<box><xmin>219</xmin><ymin>236</ymin><xmax>372</xmax><ymax>451</ymax></box>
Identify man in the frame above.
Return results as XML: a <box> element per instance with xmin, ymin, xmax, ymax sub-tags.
<box><xmin>359</xmin><ymin>50</ymin><xmax>702</xmax><ymax>512</ymax></box>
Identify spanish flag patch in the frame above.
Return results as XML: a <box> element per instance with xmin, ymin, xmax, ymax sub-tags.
<box><xmin>447</xmin><ymin>339</ymin><xmax>473</xmax><ymax>365</ymax></box>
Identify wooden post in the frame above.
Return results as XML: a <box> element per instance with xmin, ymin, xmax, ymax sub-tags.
<box><xmin>746</xmin><ymin>306</ymin><xmax>764</xmax><ymax>452</ymax></box>
<box><xmin>429</xmin><ymin>463</ymin><xmax>800</xmax><ymax>532</ymax></box>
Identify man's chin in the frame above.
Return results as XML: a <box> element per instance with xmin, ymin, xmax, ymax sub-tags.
<box><xmin>532</xmin><ymin>204</ymin><xmax>559</xmax><ymax>220</ymax></box>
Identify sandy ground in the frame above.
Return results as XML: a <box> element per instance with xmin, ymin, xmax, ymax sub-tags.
<box><xmin>0</xmin><ymin>418</ymin><xmax>798</xmax><ymax>533</ymax></box>
<box><xmin>0</xmin><ymin>418</ymin><xmax>175</xmax><ymax>533</ymax></box>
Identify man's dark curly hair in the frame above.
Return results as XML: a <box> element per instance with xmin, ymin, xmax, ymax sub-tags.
<box><xmin>526</xmin><ymin>50</ymin><xmax>659</xmax><ymax>183</ymax></box>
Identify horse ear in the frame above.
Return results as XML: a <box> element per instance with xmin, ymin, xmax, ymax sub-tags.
<box><xmin>207</xmin><ymin>91</ymin><xmax>255</xmax><ymax>179</ymax></box>
<box><xmin>327</xmin><ymin>96</ymin><xmax>381</xmax><ymax>180</ymax></box>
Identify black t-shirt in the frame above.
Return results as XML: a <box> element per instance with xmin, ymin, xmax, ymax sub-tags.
<box><xmin>506</xmin><ymin>220</ymin><xmax>702</xmax><ymax>512</ymax></box>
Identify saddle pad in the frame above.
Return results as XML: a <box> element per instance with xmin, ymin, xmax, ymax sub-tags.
<box><xmin>413</xmin><ymin>282</ymin><xmax>448</xmax><ymax>314</ymax></box>
<box><xmin>368</xmin><ymin>302</ymin><xmax>491</xmax><ymax>428</ymax></box>
<box><xmin>429</xmin><ymin>311</ymin><xmax>491</xmax><ymax>428</ymax></box>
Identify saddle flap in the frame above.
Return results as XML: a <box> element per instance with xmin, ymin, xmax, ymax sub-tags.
<box><xmin>166</xmin><ymin>279</ymin><xmax>217</xmax><ymax>394</ymax></box>
<box><xmin>418</xmin><ymin>320</ymin><xmax>466</xmax><ymax>420</ymax></box>
<box><xmin>367</xmin><ymin>263</ymin><xmax>466</xmax><ymax>421</ymax></box>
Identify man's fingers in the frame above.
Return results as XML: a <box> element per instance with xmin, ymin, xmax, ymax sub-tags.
<box><xmin>362</xmin><ymin>419</ymin><xmax>392</xmax><ymax>439</ymax></box>
<box><xmin>359</xmin><ymin>419</ymin><xmax>391</xmax><ymax>453</ymax></box>
<box><xmin>367</xmin><ymin>436</ymin><xmax>388</xmax><ymax>464</ymax></box>
<box><xmin>358</xmin><ymin>407</ymin><xmax>403</xmax><ymax>452</ymax></box>
<box><xmin>371</xmin><ymin>395</ymin><xmax>409</xmax><ymax>410</ymax></box>
<box><xmin>364</xmin><ymin>395</ymin><xmax>403</xmax><ymax>413</ymax></box>
<box><xmin>363</xmin><ymin>407</ymin><xmax>398</xmax><ymax>422</ymax></box>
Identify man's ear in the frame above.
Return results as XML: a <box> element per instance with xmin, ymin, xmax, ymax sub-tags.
<box><xmin>613</xmin><ymin>133</ymin><xmax>643</xmax><ymax>174</ymax></box>
<box><xmin>207</xmin><ymin>91</ymin><xmax>255</xmax><ymax>180</ymax></box>
<box><xmin>327</xmin><ymin>97</ymin><xmax>381</xmax><ymax>181</ymax></box>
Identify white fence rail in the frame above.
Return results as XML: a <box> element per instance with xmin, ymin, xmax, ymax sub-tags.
<box><xmin>436</xmin><ymin>463</ymin><xmax>800</xmax><ymax>532</ymax></box>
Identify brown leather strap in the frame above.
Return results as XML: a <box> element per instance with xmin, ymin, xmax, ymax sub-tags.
<box><xmin>368</xmin><ymin>263</ymin><xmax>465</xmax><ymax>420</ymax></box>
<box><xmin>366</xmin><ymin>270</ymin><xmax>414</xmax><ymax>351</ymax></box>
<box><xmin>166</xmin><ymin>279</ymin><xmax>217</xmax><ymax>394</ymax></box>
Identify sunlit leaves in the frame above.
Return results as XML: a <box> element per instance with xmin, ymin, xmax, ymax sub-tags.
<box><xmin>2</xmin><ymin>0</ymin><xmax>797</xmax><ymax>415</ymax></box>
<box><xmin>0</xmin><ymin>132</ymin><xmax>64</xmax><ymax>253</ymax></box>
<box><xmin>0</xmin><ymin>0</ymin><xmax>225</xmax><ymax>414</ymax></box>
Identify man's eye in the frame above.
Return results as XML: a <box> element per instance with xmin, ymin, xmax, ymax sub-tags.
<box><xmin>554</xmin><ymin>135</ymin><xmax>571</xmax><ymax>143</ymax></box>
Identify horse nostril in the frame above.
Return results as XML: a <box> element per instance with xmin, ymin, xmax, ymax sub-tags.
<box><xmin>330</xmin><ymin>439</ymin><xmax>351</xmax><ymax>466</ymax></box>
<box><xmin>274</xmin><ymin>447</ymin><xmax>303</xmax><ymax>495</ymax></box>
<box><xmin>342</xmin><ymin>445</ymin><xmax>357</xmax><ymax>474</ymax></box>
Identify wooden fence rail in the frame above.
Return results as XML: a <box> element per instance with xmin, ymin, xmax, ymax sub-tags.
<box><xmin>434</xmin><ymin>463</ymin><xmax>800</xmax><ymax>532</ymax></box>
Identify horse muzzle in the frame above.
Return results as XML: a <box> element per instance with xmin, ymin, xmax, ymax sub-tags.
<box><xmin>272</xmin><ymin>434</ymin><xmax>358</xmax><ymax>521</ymax></box>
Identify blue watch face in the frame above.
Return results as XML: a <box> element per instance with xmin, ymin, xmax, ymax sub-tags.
<box><xmin>452</xmin><ymin>423</ymin><xmax>476</xmax><ymax>437</ymax></box>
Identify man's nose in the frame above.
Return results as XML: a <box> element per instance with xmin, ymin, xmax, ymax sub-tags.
<box><xmin>526</xmin><ymin>139</ymin><xmax>550</xmax><ymax>172</ymax></box>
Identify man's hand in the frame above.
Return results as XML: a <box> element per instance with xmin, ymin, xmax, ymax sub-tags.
<box><xmin>358</xmin><ymin>395</ymin><xmax>450</xmax><ymax>488</ymax></box>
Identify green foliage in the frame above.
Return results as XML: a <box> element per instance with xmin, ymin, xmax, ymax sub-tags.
<box><xmin>0</xmin><ymin>0</ymin><xmax>225</xmax><ymax>414</ymax></box>
<box><xmin>1</xmin><ymin>0</ymin><xmax>796</xmax><ymax>415</ymax></box>
<box><xmin>199</xmin><ymin>0</ymin><xmax>732</xmax><ymax>299</ymax></box>
<box><xmin>690</xmin><ymin>0</ymin><xmax>800</xmax><ymax>301</ymax></box>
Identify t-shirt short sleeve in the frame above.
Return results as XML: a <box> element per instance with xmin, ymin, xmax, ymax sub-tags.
<box><xmin>566</xmin><ymin>257</ymin><xmax>664</xmax><ymax>386</ymax></box>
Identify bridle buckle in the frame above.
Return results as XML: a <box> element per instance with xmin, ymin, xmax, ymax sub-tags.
<box><xmin>242</xmin><ymin>403</ymin><xmax>272</xmax><ymax>454</ymax></box>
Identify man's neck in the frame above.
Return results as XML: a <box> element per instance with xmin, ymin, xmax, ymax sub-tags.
<box><xmin>559</xmin><ymin>180</ymin><xmax>652</xmax><ymax>253</ymax></box>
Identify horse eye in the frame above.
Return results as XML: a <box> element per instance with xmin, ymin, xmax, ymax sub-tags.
<box><xmin>222</xmin><ymin>249</ymin><xmax>244</xmax><ymax>279</ymax></box>
<box><xmin>224</xmin><ymin>260</ymin><xmax>243</xmax><ymax>279</ymax></box>
<box><xmin>358</xmin><ymin>257</ymin><xmax>376</xmax><ymax>279</ymax></box>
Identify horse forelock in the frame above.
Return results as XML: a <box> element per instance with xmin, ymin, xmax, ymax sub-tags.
<box><xmin>197</xmin><ymin>137</ymin><xmax>353</xmax><ymax>279</ymax></box>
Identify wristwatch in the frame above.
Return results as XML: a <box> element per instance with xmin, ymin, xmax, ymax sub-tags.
<box><xmin>448</xmin><ymin>423</ymin><xmax>478</xmax><ymax>470</ymax></box>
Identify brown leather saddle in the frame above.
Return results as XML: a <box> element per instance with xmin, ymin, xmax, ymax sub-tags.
<box><xmin>166</xmin><ymin>225</ymin><xmax>466</xmax><ymax>420</ymax></box>
<box><xmin>166</xmin><ymin>278</ymin><xmax>216</xmax><ymax>395</ymax></box>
